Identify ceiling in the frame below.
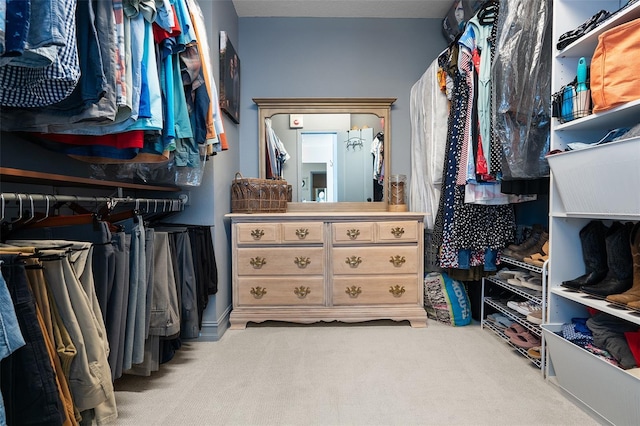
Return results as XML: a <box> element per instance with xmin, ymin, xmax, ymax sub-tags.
<box><xmin>232</xmin><ymin>0</ymin><xmax>453</xmax><ymax>19</ymax></box>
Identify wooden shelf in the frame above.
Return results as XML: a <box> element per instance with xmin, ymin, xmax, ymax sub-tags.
<box><xmin>0</xmin><ymin>167</ymin><xmax>181</xmax><ymax>192</ymax></box>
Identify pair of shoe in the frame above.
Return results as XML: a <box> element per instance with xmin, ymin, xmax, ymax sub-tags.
<box><xmin>502</xmin><ymin>229</ymin><xmax>549</xmax><ymax>263</ymax></box>
<box><xmin>504</xmin><ymin>323</ymin><xmax>541</xmax><ymax>349</ymax></box>
<box><xmin>507</xmin><ymin>300</ymin><xmax>541</xmax><ymax>316</ymax></box>
<box><xmin>527</xmin><ymin>346</ymin><xmax>542</xmax><ymax>359</ymax></box>
<box><xmin>485</xmin><ymin>313</ymin><xmax>513</xmax><ymax>329</ymax></box>
<box><xmin>502</xmin><ymin>225</ymin><xmax>546</xmax><ymax>259</ymax></box>
<box><xmin>526</xmin><ymin>310</ymin><xmax>543</xmax><ymax>325</ymax></box>
<box><xmin>563</xmin><ymin>221</ymin><xmax>635</xmax><ymax>299</ymax></box>
<box><xmin>556</xmin><ymin>9</ymin><xmax>610</xmax><ymax>50</ymax></box>
<box><xmin>506</xmin><ymin>272</ymin><xmax>543</xmax><ymax>291</ymax></box>
<box><xmin>523</xmin><ymin>241</ymin><xmax>549</xmax><ymax>267</ymax></box>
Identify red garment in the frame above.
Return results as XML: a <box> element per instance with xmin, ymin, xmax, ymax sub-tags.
<box><xmin>30</xmin><ymin>131</ymin><xmax>145</xmax><ymax>149</ymax></box>
<box><xmin>624</xmin><ymin>331</ymin><xmax>640</xmax><ymax>366</ymax></box>
<box><xmin>152</xmin><ymin>6</ymin><xmax>181</xmax><ymax>43</ymax></box>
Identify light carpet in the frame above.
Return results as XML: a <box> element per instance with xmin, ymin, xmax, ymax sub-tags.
<box><xmin>113</xmin><ymin>320</ymin><xmax>600</xmax><ymax>425</ymax></box>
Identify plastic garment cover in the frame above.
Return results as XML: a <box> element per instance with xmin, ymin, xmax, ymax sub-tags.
<box><xmin>89</xmin><ymin>145</ymin><xmax>208</xmax><ymax>187</ymax></box>
<box><xmin>409</xmin><ymin>58</ymin><xmax>449</xmax><ymax>229</ymax></box>
<box><xmin>492</xmin><ymin>0</ymin><xmax>551</xmax><ymax>179</ymax></box>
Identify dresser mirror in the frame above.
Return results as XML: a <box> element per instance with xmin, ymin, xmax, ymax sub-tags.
<box><xmin>255</xmin><ymin>98</ymin><xmax>395</xmax><ymax>212</ymax></box>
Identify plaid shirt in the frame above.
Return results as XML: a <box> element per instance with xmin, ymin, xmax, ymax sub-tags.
<box><xmin>0</xmin><ymin>0</ymin><xmax>79</xmax><ymax>107</ymax></box>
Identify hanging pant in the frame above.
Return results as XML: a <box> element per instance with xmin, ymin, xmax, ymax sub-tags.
<box><xmin>0</xmin><ymin>254</ymin><xmax>65</xmax><ymax>426</ymax></box>
<box><xmin>0</xmin><ymin>260</ymin><xmax>27</xmax><ymax>426</ymax></box>
<box><xmin>8</xmin><ymin>221</ymin><xmax>126</xmax><ymax>381</ymax></box>
<box><xmin>25</xmin><ymin>259</ymin><xmax>79</xmax><ymax>425</ymax></box>
<box><xmin>38</xmin><ymin>251</ymin><xmax>117</xmax><ymax>424</ymax></box>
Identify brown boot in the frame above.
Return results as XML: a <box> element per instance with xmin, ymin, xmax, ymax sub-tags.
<box><xmin>510</xmin><ymin>231</ymin><xmax>549</xmax><ymax>262</ymax></box>
<box><xmin>502</xmin><ymin>225</ymin><xmax>546</xmax><ymax>258</ymax></box>
<box><xmin>613</xmin><ymin>222</ymin><xmax>640</xmax><ymax>305</ymax></box>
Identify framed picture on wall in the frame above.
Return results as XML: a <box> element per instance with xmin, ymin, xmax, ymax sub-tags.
<box><xmin>219</xmin><ymin>31</ymin><xmax>240</xmax><ymax>124</ymax></box>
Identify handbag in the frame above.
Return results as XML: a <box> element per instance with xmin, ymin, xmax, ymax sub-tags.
<box><xmin>590</xmin><ymin>17</ymin><xmax>640</xmax><ymax>113</ymax></box>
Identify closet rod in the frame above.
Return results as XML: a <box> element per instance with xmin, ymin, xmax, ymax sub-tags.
<box><xmin>0</xmin><ymin>193</ymin><xmax>187</xmax><ymax>212</ymax></box>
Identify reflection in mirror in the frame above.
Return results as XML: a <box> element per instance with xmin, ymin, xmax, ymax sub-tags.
<box><xmin>268</xmin><ymin>113</ymin><xmax>384</xmax><ymax>203</ymax></box>
<box><xmin>255</xmin><ymin>98</ymin><xmax>395</xmax><ymax>212</ymax></box>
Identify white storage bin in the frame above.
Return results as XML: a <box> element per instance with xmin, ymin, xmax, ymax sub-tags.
<box><xmin>541</xmin><ymin>324</ymin><xmax>640</xmax><ymax>425</ymax></box>
<box><xmin>547</xmin><ymin>137</ymin><xmax>640</xmax><ymax>217</ymax></box>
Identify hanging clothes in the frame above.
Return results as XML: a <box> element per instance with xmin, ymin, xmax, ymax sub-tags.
<box><xmin>426</xmin><ymin>4</ymin><xmax>516</xmax><ymax>273</ymax></box>
<box><xmin>492</xmin><ymin>0</ymin><xmax>551</xmax><ymax>182</ymax></box>
<box><xmin>0</xmin><ymin>0</ymin><xmax>226</xmax><ymax>185</ymax></box>
<box><xmin>3</xmin><ymin>240</ymin><xmax>118</xmax><ymax>424</ymax></box>
<box><xmin>371</xmin><ymin>131</ymin><xmax>384</xmax><ymax>184</ymax></box>
<box><xmin>0</xmin><ymin>0</ymin><xmax>79</xmax><ymax>107</ymax></box>
<box><xmin>409</xmin><ymin>57</ymin><xmax>449</xmax><ymax>229</ymax></box>
<box><xmin>265</xmin><ymin>117</ymin><xmax>290</xmax><ymax>179</ymax></box>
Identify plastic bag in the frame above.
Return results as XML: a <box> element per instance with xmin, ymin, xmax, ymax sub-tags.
<box><xmin>492</xmin><ymin>0</ymin><xmax>552</xmax><ymax>179</ymax></box>
<box><xmin>89</xmin><ymin>145</ymin><xmax>208</xmax><ymax>187</ymax></box>
<box><xmin>442</xmin><ymin>0</ymin><xmax>490</xmax><ymax>43</ymax></box>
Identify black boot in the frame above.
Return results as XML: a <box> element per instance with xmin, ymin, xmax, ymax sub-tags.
<box><xmin>581</xmin><ymin>222</ymin><xmax>634</xmax><ymax>298</ymax></box>
<box><xmin>562</xmin><ymin>220</ymin><xmax>609</xmax><ymax>290</ymax></box>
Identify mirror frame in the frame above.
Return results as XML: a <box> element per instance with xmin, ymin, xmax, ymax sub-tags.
<box><xmin>254</xmin><ymin>97</ymin><xmax>396</xmax><ymax>212</ymax></box>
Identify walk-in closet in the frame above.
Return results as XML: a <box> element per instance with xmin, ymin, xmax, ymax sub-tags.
<box><xmin>0</xmin><ymin>0</ymin><xmax>638</xmax><ymax>425</ymax></box>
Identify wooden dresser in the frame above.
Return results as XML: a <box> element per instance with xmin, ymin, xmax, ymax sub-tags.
<box><xmin>226</xmin><ymin>212</ymin><xmax>427</xmax><ymax>328</ymax></box>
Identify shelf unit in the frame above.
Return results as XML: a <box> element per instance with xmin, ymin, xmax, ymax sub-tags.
<box><xmin>546</xmin><ymin>2</ymin><xmax>640</xmax><ymax>425</ymax></box>
<box><xmin>481</xmin><ymin>256</ymin><xmax>548</xmax><ymax>372</ymax></box>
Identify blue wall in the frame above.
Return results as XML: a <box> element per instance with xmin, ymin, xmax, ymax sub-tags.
<box><xmin>168</xmin><ymin>0</ymin><xmax>241</xmax><ymax>339</ymax></box>
<box><xmin>238</xmin><ymin>17</ymin><xmax>446</xmax><ymax>181</ymax></box>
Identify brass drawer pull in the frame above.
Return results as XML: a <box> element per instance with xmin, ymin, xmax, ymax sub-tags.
<box><xmin>391</xmin><ymin>227</ymin><xmax>405</xmax><ymax>238</ymax></box>
<box><xmin>294</xmin><ymin>256</ymin><xmax>311</xmax><ymax>268</ymax></box>
<box><xmin>345</xmin><ymin>286</ymin><xmax>362</xmax><ymax>298</ymax></box>
<box><xmin>389</xmin><ymin>285</ymin><xmax>406</xmax><ymax>298</ymax></box>
<box><xmin>346</xmin><ymin>229</ymin><xmax>360</xmax><ymax>240</ymax></box>
<box><xmin>250</xmin><ymin>286</ymin><xmax>267</xmax><ymax>299</ymax></box>
<box><xmin>250</xmin><ymin>256</ymin><xmax>267</xmax><ymax>269</ymax></box>
<box><xmin>294</xmin><ymin>286</ymin><xmax>311</xmax><ymax>299</ymax></box>
<box><xmin>296</xmin><ymin>228</ymin><xmax>309</xmax><ymax>239</ymax></box>
<box><xmin>389</xmin><ymin>255</ymin><xmax>406</xmax><ymax>267</ymax></box>
<box><xmin>345</xmin><ymin>256</ymin><xmax>362</xmax><ymax>268</ymax></box>
<box><xmin>251</xmin><ymin>229</ymin><xmax>265</xmax><ymax>240</ymax></box>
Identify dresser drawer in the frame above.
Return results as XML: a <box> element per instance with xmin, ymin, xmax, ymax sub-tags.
<box><xmin>332</xmin><ymin>246</ymin><xmax>418</xmax><ymax>275</ymax></box>
<box><xmin>282</xmin><ymin>222</ymin><xmax>324</xmax><ymax>243</ymax></box>
<box><xmin>236</xmin><ymin>223</ymin><xmax>279</xmax><ymax>244</ymax></box>
<box><xmin>333</xmin><ymin>275</ymin><xmax>418</xmax><ymax>305</ymax></box>
<box><xmin>237</xmin><ymin>247</ymin><xmax>324</xmax><ymax>275</ymax></box>
<box><xmin>377</xmin><ymin>221</ymin><xmax>419</xmax><ymax>243</ymax></box>
<box><xmin>237</xmin><ymin>277</ymin><xmax>325</xmax><ymax>306</ymax></box>
<box><xmin>332</xmin><ymin>222</ymin><xmax>374</xmax><ymax>243</ymax></box>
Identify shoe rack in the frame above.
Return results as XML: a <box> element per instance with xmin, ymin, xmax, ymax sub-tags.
<box><xmin>481</xmin><ymin>256</ymin><xmax>548</xmax><ymax>373</ymax></box>
<box><xmin>545</xmin><ymin>1</ymin><xmax>640</xmax><ymax>425</ymax></box>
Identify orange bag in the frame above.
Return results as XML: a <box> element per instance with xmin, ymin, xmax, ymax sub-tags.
<box><xmin>591</xmin><ymin>18</ymin><xmax>640</xmax><ymax>113</ymax></box>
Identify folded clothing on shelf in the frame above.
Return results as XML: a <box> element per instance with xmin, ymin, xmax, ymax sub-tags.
<box><xmin>556</xmin><ymin>9</ymin><xmax>610</xmax><ymax>50</ymax></box>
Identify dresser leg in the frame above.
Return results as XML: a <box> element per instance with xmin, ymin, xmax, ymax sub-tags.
<box><xmin>409</xmin><ymin>319</ymin><xmax>428</xmax><ymax>328</ymax></box>
<box><xmin>229</xmin><ymin>319</ymin><xmax>248</xmax><ymax>330</ymax></box>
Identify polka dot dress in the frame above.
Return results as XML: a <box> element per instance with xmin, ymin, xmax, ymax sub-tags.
<box><xmin>433</xmin><ymin>44</ymin><xmax>515</xmax><ymax>270</ymax></box>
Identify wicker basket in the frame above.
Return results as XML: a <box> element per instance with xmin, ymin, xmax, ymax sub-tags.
<box><xmin>231</xmin><ymin>172</ymin><xmax>288</xmax><ymax>213</ymax></box>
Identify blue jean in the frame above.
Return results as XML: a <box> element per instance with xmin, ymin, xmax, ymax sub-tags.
<box><xmin>0</xmin><ymin>264</ymin><xmax>26</xmax><ymax>426</ymax></box>
<box><xmin>1</xmin><ymin>0</ymin><xmax>30</xmax><ymax>58</ymax></box>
